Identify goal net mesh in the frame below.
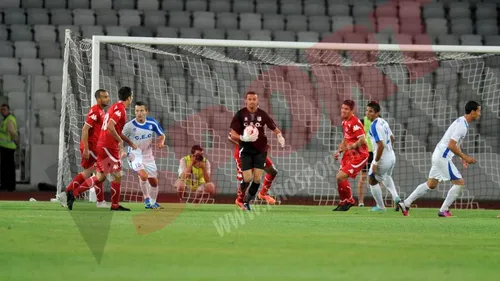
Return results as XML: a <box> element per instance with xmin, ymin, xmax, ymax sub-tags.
<box><xmin>59</xmin><ymin>32</ymin><xmax>500</xmax><ymax>208</ymax></box>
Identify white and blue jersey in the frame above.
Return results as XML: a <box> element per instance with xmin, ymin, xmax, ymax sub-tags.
<box><xmin>429</xmin><ymin>116</ymin><xmax>468</xmax><ymax>182</ymax></box>
<box><xmin>368</xmin><ymin>117</ymin><xmax>396</xmax><ymax>181</ymax></box>
<box><xmin>122</xmin><ymin>117</ymin><xmax>164</xmax><ymax>176</ymax></box>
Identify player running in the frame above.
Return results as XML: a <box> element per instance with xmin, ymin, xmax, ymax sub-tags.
<box><xmin>365</xmin><ymin>101</ymin><xmax>401</xmax><ymax>212</ymax></box>
<box><xmin>63</xmin><ymin>89</ymin><xmax>110</xmax><ymax>208</ymax></box>
<box><xmin>333</xmin><ymin>100</ymin><xmax>369</xmax><ymax>211</ymax></box>
<box><xmin>228</xmin><ymin>134</ymin><xmax>278</xmax><ymax>210</ymax></box>
<box><xmin>397</xmin><ymin>101</ymin><xmax>481</xmax><ymax>217</ymax></box>
<box><xmin>229</xmin><ymin>91</ymin><xmax>285</xmax><ymax>211</ymax></box>
<box><xmin>122</xmin><ymin>101</ymin><xmax>166</xmax><ymax>209</ymax></box>
<box><xmin>69</xmin><ymin>87</ymin><xmax>137</xmax><ymax>211</ymax></box>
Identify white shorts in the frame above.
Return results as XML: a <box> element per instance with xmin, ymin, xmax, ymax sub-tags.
<box><xmin>127</xmin><ymin>153</ymin><xmax>158</xmax><ymax>178</ymax></box>
<box><xmin>369</xmin><ymin>158</ymin><xmax>395</xmax><ymax>182</ymax></box>
<box><xmin>428</xmin><ymin>154</ymin><xmax>462</xmax><ymax>182</ymax></box>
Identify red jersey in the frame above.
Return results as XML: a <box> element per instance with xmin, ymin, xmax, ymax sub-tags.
<box><xmin>80</xmin><ymin>104</ymin><xmax>105</xmax><ymax>150</ymax></box>
<box><xmin>97</xmin><ymin>101</ymin><xmax>127</xmax><ymax>149</ymax></box>
<box><xmin>342</xmin><ymin>115</ymin><xmax>369</xmax><ymax>156</ymax></box>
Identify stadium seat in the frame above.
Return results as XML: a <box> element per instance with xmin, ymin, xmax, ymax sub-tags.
<box><xmin>105</xmin><ymin>26</ymin><xmax>129</xmax><ymax>36</ymax></box>
<box><xmin>138</xmin><ymin>0</ymin><xmax>160</xmax><ymax>10</ymax></box>
<box><xmin>376</xmin><ymin>17</ymin><xmax>399</xmax><ymax>34</ymax></box>
<box><xmin>450</xmin><ymin>19</ymin><xmax>473</xmax><ymax>35</ymax></box>
<box><xmin>476</xmin><ymin>3</ymin><xmax>497</xmax><ymax>19</ymax></box>
<box><xmin>366</xmin><ymin>33</ymin><xmax>390</xmax><ymax>44</ymax></box>
<box><xmin>344</xmin><ymin>32</ymin><xmax>366</xmax><ymax>43</ymax></box>
<box><xmin>43</xmin><ymin>127</ymin><xmax>60</xmax><ymax>145</ymax></box>
<box><xmin>179</xmin><ymin>27</ymin><xmax>201</xmax><ymax>38</ymax></box>
<box><xmin>130</xmin><ymin>26</ymin><xmax>153</xmax><ymax>37</ymax></box>
<box><xmin>68</xmin><ymin>0</ymin><xmax>89</xmax><ymax>9</ymax></box>
<box><xmin>233</xmin><ymin>1</ymin><xmax>254</xmax><ymax>13</ymax></box>
<box><xmin>50</xmin><ymin>9</ymin><xmax>73</xmax><ymax>25</ymax></box>
<box><xmin>32</xmin><ymin>75</ymin><xmax>49</xmax><ymax>92</ymax></box>
<box><xmin>185</xmin><ymin>0</ymin><xmax>207</xmax><ymax>11</ymax></box>
<box><xmin>0</xmin><ymin>41</ymin><xmax>14</xmax><ymax>57</ymax></box>
<box><xmin>425</xmin><ymin>18</ymin><xmax>448</xmax><ymax>36</ymax></box>
<box><xmin>95</xmin><ymin>10</ymin><xmax>118</xmax><ymax>26</ymax></box>
<box><xmin>0</xmin><ymin>0</ymin><xmax>20</xmax><ymax>9</ymax></box>
<box><xmin>448</xmin><ymin>3</ymin><xmax>470</xmax><ymax>19</ymax></box>
<box><xmin>73</xmin><ymin>9</ymin><xmax>95</xmax><ymax>26</ymax></box>
<box><xmin>54</xmin><ymin>94</ymin><xmax>61</xmax><ymax>111</ymax></box>
<box><xmin>209</xmin><ymin>0</ymin><xmax>230</xmax><ymax>13</ymax></box>
<box><xmin>297</xmin><ymin>31</ymin><xmax>319</xmax><ymax>42</ymax></box>
<box><xmin>400</xmin><ymin>21</ymin><xmax>423</xmax><ymax>35</ymax></box>
<box><xmin>13</xmin><ymin>110</ymin><xmax>27</xmax><ymax>130</ymax></box>
<box><xmin>161</xmin><ymin>0</ymin><xmax>183</xmax><ymax>11</ymax></box>
<box><xmin>280</xmin><ymin>1</ymin><xmax>302</xmax><ymax>15</ymax></box>
<box><xmin>413</xmin><ymin>34</ymin><xmax>437</xmax><ymax>45</ymax></box>
<box><xmin>33</xmin><ymin>25</ymin><xmax>57</xmax><ymax>42</ymax></box>
<box><xmin>273</xmin><ymin>30</ymin><xmax>295</xmax><ymax>42</ymax></box>
<box><xmin>4</xmin><ymin>9</ymin><xmax>26</xmax><ymax>25</ymax></box>
<box><xmin>422</xmin><ymin>2</ymin><xmax>444</xmax><ymax>18</ymax></box>
<box><xmin>14</xmin><ymin>41</ymin><xmax>37</xmax><ymax>58</ymax></box>
<box><xmin>44</xmin><ymin>0</ymin><xmax>66</xmax><ymax>9</ymax></box>
<box><xmin>476</xmin><ymin>20</ymin><xmax>498</xmax><ymax>36</ymax></box>
<box><xmin>32</xmin><ymin>92</ymin><xmax>55</xmax><ymax>110</ymax></box>
<box><xmin>7</xmin><ymin>92</ymin><xmax>25</xmax><ymax>109</ymax></box>
<box><xmin>0</xmin><ymin>25</ymin><xmax>8</xmax><ymax>41</ymax></box>
<box><xmin>20</xmin><ymin>58</ymin><xmax>43</xmax><ymax>75</ymax></box>
<box><xmin>49</xmin><ymin>75</ymin><xmax>62</xmax><ymax>92</ymax></box>
<box><xmin>193</xmin><ymin>11</ymin><xmax>215</xmax><ymax>29</ymax></box>
<box><xmin>81</xmin><ymin>25</ymin><xmax>104</xmax><ymax>38</ymax></box>
<box><xmin>304</xmin><ymin>2</ymin><xmax>325</xmax><ymax>16</ymax></box>
<box><xmin>113</xmin><ymin>0</ymin><xmax>134</xmax><ymax>10</ymax></box>
<box><xmin>43</xmin><ymin>58</ymin><xmax>63</xmax><ymax>76</ymax></box>
<box><xmin>239</xmin><ymin>13</ymin><xmax>262</xmax><ymax>31</ymax></box>
<box><xmin>249</xmin><ymin>29</ymin><xmax>272</xmax><ymax>41</ymax></box>
<box><xmin>156</xmin><ymin>26</ymin><xmax>178</xmax><ymax>38</ymax></box>
<box><xmin>169</xmin><ymin>11</ymin><xmax>191</xmax><ymax>28</ymax></box>
<box><xmin>460</xmin><ymin>34</ymin><xmax>483</xmax><ymax>46</ymax></box>
<box><xmin>332</xmin><ymin>16</ymin><xmax>354</xmax><ymax>33</ymax></box>
<box><xmin>352</xmin><ymin>3</ymin><xmax>374</xmax><ymax>18</ymax></box>
<box><xmin>216</xmin><ymin>12</ymin><xmax>237</xmax><ymax>29</ymax></box>
<box><xmin>375</xmin><ymin>3</ymin><xmax>397</xmax><ymax>18</ymax></box>
<box><xmin>118</xmin><ymin>10</ymin><xmax>141</xmax><ymax>27</ymax></box>
<box><xmin>263</xmin><ymin>14</ymin><xmax>285</xmax><ymax>31</ymax></box>
<box><xmin>27</xmin><ymin>8</ymin><xmax>50</xmax><ymax>25</ymax></box>
<box><xmin>91</xmin><ymin>0</ymin><xmax>112</xmax><ymax>9</ymax></box>
<box><xmin>328</xmin><ymin>3</ymin><xmax>350</xmax><ymax>16</ymax></box>
<box><xmin>256</xmin><ymin>1</ymin><xmax>278</xmax><ymax>15</ymax></box>
<box><xmin>286</xmin><ymin>15</ymin><xmax>307</xmax><ymax>32</ymax></box>
<box><xmin>143</xmin><ymin>11</ymin><xmax>166</xmax><ymax>30</ymax></box>
<box><xmin>484</xmin><ymin>35</ymin><xmax>500</xmax><ymax>46</ymax></box>
<box><xmin>22</xmin><ymin>0</ymin><xmax>42</xmax><ymax>8</ymax></box>
<box><xmin>202</xmin><ymin>28</ymin><xmax>225</xmax><ymax>39</ymax></box>
<box><xmin>308</xmin><ymin>16</ymin><xmax>330</xmax><ymax>33</ymax></box>
<box><xmin>2</xmin><ymin>75</ymin><xmax>25</xmax><ymax>92</ymax></box>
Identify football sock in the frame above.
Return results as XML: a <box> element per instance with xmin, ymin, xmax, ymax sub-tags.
<box><xmin>337</xmin><ymin>180</ymin><xmax>351</xmax><ymax>201</ymax></box>
<box><xmin>74</xmin><ymin>176</ymin><xmax>98</xmax><ymax>197</ymax></box>
<box><xmin>244</xmin><ymin>182</ymin><xmax>260</xmax><ymax>203</ymax></box>
<box><xmin>404</xmin><ymin>182</ymin><xmax>431</xmax><ymax>206</ymax></box>
<box><xmin>111</xmin><ymin>182</ymin><xmax>121</xmax><ymax>207</ymax></box>
<box><xmin>95</xmin><ymin>181</ymin><xmax>104</xmax><ymax>202</ymax></box>
<box><xmin>261</xmin><ymin>173</ymin><xmax>276</xmax><ymax>195</ymax></box>
<box><xmin>369</xmin><ymin>184</ymin><xmax>385</xmax><ymax>209</ymax></box>
<box><xmin>440</xmin><ymin>185</ymin><xmax>463</xmax><ymax>212</ymax></box>
<box><xmin>382</xmin><ymin>176</ymin><xmax>400</xmax><ymax>201</ymax></box>
<box><xmin>150</xmin><ymin>183</ymin><xmax>159</xmax><ymax>204</ymax></box>
<box><xmin>139</xmin><ymin>179</ymin><xmax>150</xmax><ymax>199</ymax></box>
<box><xmin>65</xmin><ymin>173</ymin><xmax>85</xmax><ymax>192</ymax></box>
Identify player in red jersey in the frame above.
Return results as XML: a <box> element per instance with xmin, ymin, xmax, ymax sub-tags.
<box><xmin>227</xmin><ymin>134</ymin><xmax>278</xmax><ymax>210</ymax></box>
<box><xmin>333</xmin><ymin>100</ymin><xmax>369</xmax><ymax>211</ymax></box>
<box><xmin>69</xmin><ymin>87</ymin><xmax>137</xmax><ymax>211</ymax></box>
<box><xmin>63</xmin><ymin>89</ymin><xmax>110</xmax><ymax>208</ymax></box>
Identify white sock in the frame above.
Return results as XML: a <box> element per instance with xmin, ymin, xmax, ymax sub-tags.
<box><xmin>139</xmin><ymin>180</ymin><xmax>150</xmax><ymax>200</ymax></box>
<box><xmin>404</xmin><ymin>182</ymin><xmax>431</xmax><ymax>206</ymax></box>
<box><xmin>382</xmin><ymin>176</ymin><xmax>400</xmax><ymax>201</ymax></box>
<box><xmin>150</xmin><ymin>184</ymin><xmax>159</xmax><ymax>204</ymax></box>
<box><xmin>440</xmin><ymin>185</ymin><xmax>463</xmax><ymax>212</ymax></box>
<box><xmin>370</xmin><ymin>184</ymin><xmax>385</xmax><ymax>209</ymax></box>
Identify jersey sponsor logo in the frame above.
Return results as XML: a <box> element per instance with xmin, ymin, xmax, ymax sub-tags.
<box><xmin>257</xmin><ymin>116</ymin><xmax>261</xmax><ymax>122</ymax></box>
<box><xmin>90</xmin><ymin>114</ymin><xmax>97</xmax><ymax>121</ymax></box>
<box><xmin>244</xmin><ymin>122</ymin><xmax>262</xmax><ymax>127</ymax></box>
<box><xmin>353</xmin><ymin>125</ymin><xmax>361</xmax><ymax>131</ymax></box>
<box><xmin>134</xmin><ymin>133</ymin><xmax>153</xmax><ymax>140</ymax></box>
<box><xmin>114</xmin><ymin>111</ymin><xmax>121</xmax><ymax>117</ymax></box>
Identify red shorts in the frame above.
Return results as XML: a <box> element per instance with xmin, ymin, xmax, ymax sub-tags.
<box><xmin>340</xmin><ymin>151</ymin><xmax>369</xmax><ymax>179</ymax></box>
<box><xmin>80</xmin><ymin>148</ymin><xmax>98</xmax><ymax>169</ymax></box>
<box><xmin>95</xmin><ymin>146</ymin><xmax>122</xmax><ymax>174</ymax></box>
<box><xmin>234</xmin><ymin>146</ymin><xmax>274</xmax><ymax>182</ymax></box>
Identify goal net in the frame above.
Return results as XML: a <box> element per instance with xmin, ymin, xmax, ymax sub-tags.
<box><xmin>58</xmin><ymin>30</ymin><xmax>500</xmax><ymax>208</ymax></box>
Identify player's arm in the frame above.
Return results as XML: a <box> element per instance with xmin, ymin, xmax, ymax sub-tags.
<box><xmin>448</xmin><ymin>126</ymin><xmax>476</xmax><ymax>164</ymax></box>
<box><xmin>337</xmin><ymin>139</ymin><xmax>347</xmax><ymax>153</ymax></box>
<box><xmin>227</xmin><ymin>132</ymin><xmax>239</xmax><ymax>146</ymax></box>
<box><xmin>179</xmin><ymin>158</ymin><xmax>193</xmax><ymax>180</ymax></box>
<box><xmin>6</xmin><ymin>119</ymin><xmax>18</xmax><ymax>143</ymax></box>
<box><xmin>81</xmin><ymin>123</ymin><xmax>91</xmax><ymax>159</ymax></box>
<box><xmin>264</xmin><ymin>111</ymin><xmax>285</xmax><ymax>147</ymax></box>
<box><xmin>202</xmin><ymin>160</ymin><xmax>211</xmax><ymax>182</ymax></box>
<box><xmin>347</xmin><ymin>135</ymin><xmax>367</xmax><ymax>150</ymax></box>
<box><xmin>152</xmin><ymin>119</ymin><xmax>166</xmax><ymax>148</ymax></box>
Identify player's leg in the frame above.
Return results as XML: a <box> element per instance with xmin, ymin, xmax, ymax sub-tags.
<box><xmin>368</xmin><ymin>171</ymin><xmax>385</xmax><ymax>212</ymax></box>
<box><xmin>357</xmin><ymin>152</ymin><xmax>372</xmax><ymax>207</ymax></box>
<box><xmin>109</xmin><ymin>170</ymin><xmax>130</xmax><ymax>211</ymax></box>
<box><xmin>380</xmin><ymin>161</ymin><xmax>401</xmax><ymax>210</ymax></box>
<box><xmin>258</xmin><ymin>157</ymin><xmax>277</xmax><ymax>204</ymax></box>
<box><xmin>145</xmin><ymin>160</ymin><xmax>162</xmax><ymax>209</ymax></box>
<box><xmin>194</xmin><ymin>182</ymin><xmax>215</xmax><ymax>203</ymax></box>
<box><xmin>438</xmin><ymin>162</ymin><xmax>464</xmax><ymax>217</ymax></box>
<box><xmin>239</xmin><ymin>152</ymin><xmax>255</xmax><ymax>210</ymax></box>
<box><xmin>334</xmin><ymin>154</ymin><xmax>367</xmax><ymax>211</ymax></box>
<box><xmin>136</xmin><ymin>169</ymin><xmax>152</xmax><ymax>208</ymax></box>
<box><xmin>243</xmin><ymin>152</ymin><xmax>266</xmax><ymax>210</ymax></box>
<box><xmin>234</xmin><ymin>148</ymin><xmax>245</xmax><ymax>209</ymax></box>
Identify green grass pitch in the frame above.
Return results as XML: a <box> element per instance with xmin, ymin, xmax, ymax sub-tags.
<box><xmin>1</xmin><ymin>201</ymin><xmax>499</xmax><ymax>281</ymax></box>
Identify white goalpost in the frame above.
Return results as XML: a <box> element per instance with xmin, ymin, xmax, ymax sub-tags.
<box><xmin>56</xmin><ymin>29</ymin><xmax>500</xmax><ymax>207</ymax></box>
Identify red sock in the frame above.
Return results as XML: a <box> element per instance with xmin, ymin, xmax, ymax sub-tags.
<box><xmin>65</xmin><ymin>173</ymin><xmax>86</xmax><ymax>192</ymax></box>
<box><xmin>337</xmin><ymin>180</ymin><xmax>350</xmax><ymax>201</ymax></box>
<box><xmin>95</xmin><ymin>181</ymin><xmax>104</xmax><ymax>202</ymax></box>
<box><xmin>236</xmin><ymin>185</ymin><xmax>245</xmax><ymax>201</ymax></box>
<box><xmin>74</xmin><ymin>176</ymin><xmax>99</xmax><ymax>196</ymax></box>
<box><xmin>261</xmin><ymin>173</ymin><xmax>275</xmax><ymax>195</ymax></box>
<box><xmin>111</xmin><ymin>182</ymin><xmax>121</xmax><ymax>207</ymax></box>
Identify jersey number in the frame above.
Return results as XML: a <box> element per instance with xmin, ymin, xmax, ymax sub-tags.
<box><xmin>102</xmin><ymin>113</ymin><xmax>110</xmax><ymax>130</ymax></box>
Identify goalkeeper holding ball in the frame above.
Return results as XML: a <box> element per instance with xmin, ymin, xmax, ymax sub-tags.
<box><xmin>229</xmin><ymin>91</ymin><xmax>285</xmax><ymax>211</ymax></box>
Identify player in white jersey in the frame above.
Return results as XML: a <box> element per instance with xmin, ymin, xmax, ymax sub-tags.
<box><xmin>122</xmin><ymin>101</ymin><xmax>166</xmax><ymax>209</ymax></box>
<box><xmin>365</xmin><ymin>102</ymin><xmax>401</xmax><ymax>212</ymax></box>
<box><xmin>398</xmin><ymin>101</ymin><xmax>481</xmax><ymax>217</ymax></box>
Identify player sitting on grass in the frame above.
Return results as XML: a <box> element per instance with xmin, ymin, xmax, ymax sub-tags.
<box><xmin>398</xmin><ymin>101</ymin><xmax>480</xmax><ymax>217</ymax></box>
<box><xmin>365</xmin><ymin>101</ymin><xmax>401</xmax><ymax>212</ymax></box>
<box><xmin>122</xmin><ymin>101</ymin><xmax>166</xmax><ymax>209</ymax></box>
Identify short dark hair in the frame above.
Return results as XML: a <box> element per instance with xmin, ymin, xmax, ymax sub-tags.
<box><xmin>342</xmin><ymin>99</ymin><xmax>355</xmax><ymax>111</ymax></box>
<box><xmin>118</xmin><ymin>87</ymin><xmax>133</xmax><ymax>101</ymax></box>
<box><xmin>191</xmin><ymin>144</ymin><xmax>203</xmax><ymax>154</ymax></box>
<box><xmin>465</xmin><ymin>101</ymin><xmax>480</xmax><ymax>114</ymax></box>
<box><xmin>1</xmin><ymin>104</ymin><xmax>9</xmax><ymax>110</ymax></box>
<box><xmin>135</xmin><ymin>101</ymin><xmax>148</xmax><ymax>111</ymax></box>
<box><xmin>94</xmin><ymin>89</ymin><xmax>107</xmax><ymax>99</ymax></box>
<box><xmin>367</xmin><ymin>101</ymin><xmax>381</xmax><ymax>113</ymax></box>
<box><xmin>245</xmin><ymin>91</ymin><xmax>257</xmax><ymax>98</ymax></box>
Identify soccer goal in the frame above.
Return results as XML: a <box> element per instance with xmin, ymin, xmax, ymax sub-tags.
<box><xmin>57</xmin><ymin>29</ymin><xmax>500</xmax><ymax>208</ymax></box>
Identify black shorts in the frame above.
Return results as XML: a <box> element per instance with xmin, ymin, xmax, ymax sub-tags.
<box><xmin>240</xmin><ymin>151</ymin><xmax>267</xmax><ymax>171</ymax></box>
<box><xmin>362</xmin><ymin>152</ymin><xmax>374</xmax><ymax>172</ymax></box>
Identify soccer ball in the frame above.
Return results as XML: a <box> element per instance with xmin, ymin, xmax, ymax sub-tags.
<box><xmin>244</xmin><ymin>124</ymin><xmax>259</xmax><ymax>137</ymax></box>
